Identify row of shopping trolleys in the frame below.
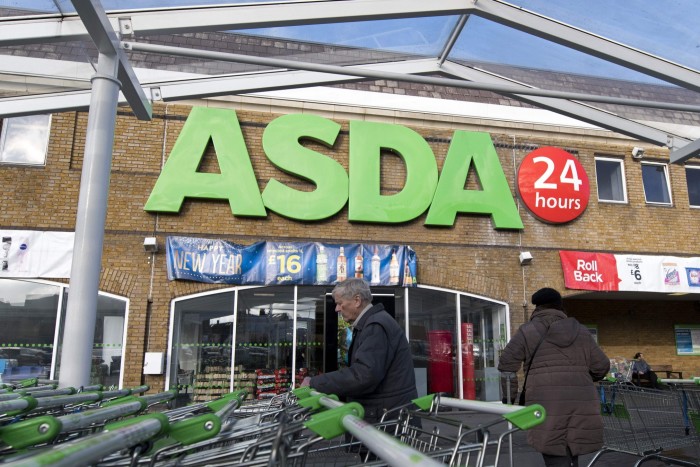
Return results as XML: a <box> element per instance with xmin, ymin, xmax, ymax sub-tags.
<box><xmin>0</xmin><ymin>377</ymin><xmax>547</xmax><ymax>467</ymax></box>
<box><xmin>3</xmin><ymin>375</ymin><xmax>698</xmax><ymax>467</ymax></box>
<box><xmin>593</xmin><ymin>377</ymin><xmax>700</xmax><ymax>467</ymax></box>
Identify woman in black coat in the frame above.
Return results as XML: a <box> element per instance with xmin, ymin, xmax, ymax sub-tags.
<box><xmin>498</xmin><ymin>287</ymin><xmax>610</xmax><ymax>467</ymax></box>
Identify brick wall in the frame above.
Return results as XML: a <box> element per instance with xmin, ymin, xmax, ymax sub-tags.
<box><xmin>1</xmin><ymin>99</ymin><xmax>698</xmax><ymax>388</ymax></box>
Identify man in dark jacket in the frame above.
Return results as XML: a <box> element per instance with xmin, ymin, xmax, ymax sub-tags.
<box><xmin>302</xmin><ymin>278</ymin><xmax>417</xmax><ymax>422</ymax></box>
<box><xmin>498</xmin><ymin>287</ymin><xmax>610</xmax><ymax>467</ymax></box>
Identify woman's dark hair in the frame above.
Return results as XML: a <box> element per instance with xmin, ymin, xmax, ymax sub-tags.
<box><xmin>634</xmin><ymin>352</ymin><xmax>642</xmax><ymax>359</ymax></box>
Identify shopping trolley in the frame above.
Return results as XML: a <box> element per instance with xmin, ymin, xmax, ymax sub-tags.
<box><xmin>364</xmin><ymin>393</ymin><xmax>544</xmax><ymax>467</ymax></box>
<box><xmin>588</xmin><ymin>382</ymin><xmax>700</xmax><ymax>467</ymax></box>
<box><xmin>0</xmin><ymin>383</ymin><xmax>544</xmax><ymax>467</ymax></box>
<box><xmin>288</xmin><ymin>391</ymin><xmax>545</xmax><ymax>467</ymax></box>
<box><xmin>665</xmin><ymin>378</ymin><xmax>700</xmax><ymax>445</ymax></box>
<box><xmin>0</xmin><ymin>389</ymin><xmax>244</xmax><ymax>467</ymax></box>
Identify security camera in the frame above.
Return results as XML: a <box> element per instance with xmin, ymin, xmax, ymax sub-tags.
<box><xmin>632</xmin><ymin>147</ymin><xmax>645</xmax><ymax>159</ymax></box>
<box><xmin>519</xmin><ymin>251</ymin><xmax>533</xmax><ymax>265</ymax></box>
<box><xmin>143</xmin><ymin>237</ymin><xmax>158</xmax><ymax>253</ymax></box>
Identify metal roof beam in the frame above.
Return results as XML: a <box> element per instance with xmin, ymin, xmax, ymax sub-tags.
<box><xmin>0</xmin><ymin>0</ymin><xmax>472</xmax><ymax>45</ymax></box>
<box><xmin>3</xmin><ymin>0</ymin><xmax>699</xmax><ymax>94</ymax></box>
<box><xmin>153</xmin><ymin>59</ymin><xmax>440</xmax><ymax>101</ymax></box>
<box><xmin>670</xmin><ymin>139</ymin><xmax>700</xmax><ymax>164</ymax></box>
<box><xmin>0</xmin><ymin>59</ymin><xmax>439</xmax><ymax>117</ymax></box>
<box><xmin>121</xmin><ymin>41</ymin><xmax>700</xmax><ymax>114</ymax></box>
<box><xmin>61</xmin><ymin>0</ymin><xmax>151</xmax><ymax>120</ymax></box>
<box><xmin>440</xmin><ymin>61</ymin><xmax>690</xmax><ymax>150</ymax></box>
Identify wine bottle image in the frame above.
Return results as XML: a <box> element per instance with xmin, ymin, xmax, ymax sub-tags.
<box><xmin>371</xmin><ymin>246</ymin><xmax>381</xmax><ymax>285</ymax></box>
<box><xmin>336</xmin><ymin>246</ymin><xmax>347</xmax><ymax>282</ymax></box>
<box><xmin>354</xmin><ymin>249</ymin><xmax>363</xmax><ymax>278</ymax></box>
<box><xmin>316</xmin><ymin>245</ymin><xmax>327</xmax><ymax>283</ymax></box>
<box><xmin>389</xmin><ymin>249</ymin><xmax>399</xmax><ymax>285</ymax></box>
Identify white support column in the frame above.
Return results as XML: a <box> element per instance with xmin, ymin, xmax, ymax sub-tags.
<box><xmin>58</xmin><ymin>51</ymin><xmax>121</xmax><ymax>389</ymax></box>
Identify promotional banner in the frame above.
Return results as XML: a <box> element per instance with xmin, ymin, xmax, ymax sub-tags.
<box><xmin>0</xmin><ymin>230</ymin><xmax>74</xmax><ymax>278</ymax></box>
<box><xmin>166</xmin><ymin>236</ymin><xmax>418</xmax><ymax>286</ymax></box>
<box><xmin>560</xmin><ymin>250</ymin><xmax>700</xmax><ymax>293</ymax></box>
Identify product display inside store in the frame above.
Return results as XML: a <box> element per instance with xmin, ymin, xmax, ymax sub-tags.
<box><xmin>169</xmin><ymin>285</ymin><xmax>507</xmax><ymax>403</ymax></box>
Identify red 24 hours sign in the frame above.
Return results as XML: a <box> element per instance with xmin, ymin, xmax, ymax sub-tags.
<box><xmin>517</xmin><ymin>147</ymin><xmax>590</xmax><ymax>224</ymax></box>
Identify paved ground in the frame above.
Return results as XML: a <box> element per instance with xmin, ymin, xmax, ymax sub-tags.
<box><xmin>457</xmin><ymin>408</ymin><xmax>700</xmax><ymax>467</ymax></box>
<box><xmin>501</xmin><ymin>425</ymin><xmax>700</xmax><ymax>467</ymax></box>
<box><xmin>359</xmin><ymin>407</ymin><xmax>700</xmax><ymax>467</ymax></box>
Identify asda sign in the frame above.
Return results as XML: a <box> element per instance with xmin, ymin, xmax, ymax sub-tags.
<box><xmin>144</xmin><ymin>107</ymin><xmax>524</xmax><ymax>229</ymax></box>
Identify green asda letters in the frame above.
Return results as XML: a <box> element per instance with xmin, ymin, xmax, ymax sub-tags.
<box><xmin>144</xmin><ymin>107</ymin><xmax>524</xmax><ymax>229</ymax></box>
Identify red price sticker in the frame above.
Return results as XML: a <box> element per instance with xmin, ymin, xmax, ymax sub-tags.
<box><xmin>517</xmin><ymin>147</ymin><xmax>590</xmax><ymax>224</ymax></box>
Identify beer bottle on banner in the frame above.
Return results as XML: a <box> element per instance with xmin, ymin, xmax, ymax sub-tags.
<box><xmin>354</xmin><ymin>249</ymin><xmax>364</xmax><ymax>278</ymax></box>
<box><xmin>316</xmin><ymin>245</ymin><xmax>327</xmax><ymax>283</ymax></box>
<box><xmin>404</xmin><ymin>259</ymin><xmax>413</xmax><ymax>286</ymax></box>
<box><xmin>389</xmin><ymin>249</ymin><xmax>399</xmax><ymax>285</ymax></box>
<box><xmin>336</xmin><ymin>247</ymin><xmax>347</xmax><ymax>282</ymax></box>
<box><xmin>371</xmin><ymin>246</ymin><xmax>381</xmax><ymax>285</ymax></box>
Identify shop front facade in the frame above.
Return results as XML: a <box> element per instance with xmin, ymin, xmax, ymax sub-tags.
<box><xmin>1</xmin><ymin>94</ymin><xmax>699</xmax><ymax>398</ymax></box>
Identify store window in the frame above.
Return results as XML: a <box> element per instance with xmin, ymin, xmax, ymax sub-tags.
<box><xmin>234</xmin><ymin>287</ymin><xmax>296</xmax><ymax>401</ymax></box>
<box><xmin>408</xmin><ymin>288</ymin><xmax>457</xmax><ymax>397</ymax></box>
<box><xmin>595</xmin><ymin>157</ymin><xmax>627</xmax><ymax>203</ymax></box>
<box><xmin>55</xmin><ymin>290</ymin><xmax>128</xmax><ymax>388</ymax></box>
<box><xmin>0</xmin><ymin>279</ymin><xmax>127</xmax><ymax>387</ymax></box>
<box><xmin>0</xmin><ymin>280</ymin><xmax>59</xmax><ymax>383</ymax></box>
<box><xmin>641</xmin><ymin>162</ymin><xmax>672</xmax><ymax>205</ymax></box>
<box><xmin>167</xmin><ymin>285</ymin><xmax>508</xmax><ymax>403</ymax></box>
<box><xmin>686</xmin><ymin>166</ymin><xmax>700</xmax><ymax>207</ymax></box>
<box><xmin>0</xmin><ymin>115</ymin><xmax>51</xmax><ymax>165</ymax></box>
<box><xmin>169</xmin><ymin>290</ymin><xmax>235</xmax><ymax>402</ymax></box>
<box><xmin>460</xmin><ymin>296</ymin><xmax>507</xmax><ymax>401</ymax></box>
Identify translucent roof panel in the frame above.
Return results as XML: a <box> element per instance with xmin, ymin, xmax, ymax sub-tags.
<box><xmin>0</xmin><ymin>0</ymin><xmax>61</xmax><ymax>15</ymax></box>
<box><xmin>450</xmin><ymin>16</ymin><xmax>666</xmax><ymax>85</ymax></box>
<box><xmin>4</xmin><ymin>0</ymin><xmax>697</xmax><ymax>88</ymax></box>
<box><xmin>0</xmin><ymin>0</ymin><xmax>272</xmax><ymax>15</ymax></box>
<box><xmin>238</xmin><ymin>16</ymin><xmax>461</xmax><ymax>57</ymax></box>
<box><xmin>510</xmin><ymin>0</ymin><xmax>700</xmax><ymax>73</ymax></box>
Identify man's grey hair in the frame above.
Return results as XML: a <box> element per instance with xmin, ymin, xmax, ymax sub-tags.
<box><xmin>332</xmin><ymin>277</ymin><xmax>373</xmax><ymax>303</ymax></box>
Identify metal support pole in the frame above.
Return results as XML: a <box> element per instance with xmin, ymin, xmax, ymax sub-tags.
<box><xmin>58</xmin><ymin>51</ymin><xmax>121</xmax><ymax>389</ymax></box>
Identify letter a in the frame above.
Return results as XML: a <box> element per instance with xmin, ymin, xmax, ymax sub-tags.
<box><xmin>426</xmin><ymin>131</ymin><xmax>523</xmax><ymax>229</ymax></box>
<box><xmin>144</xmin><ymin>107</ymin><xmax>266</xmax><ymax>216</ymax></box>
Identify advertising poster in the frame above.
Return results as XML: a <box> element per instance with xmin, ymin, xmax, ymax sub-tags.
<box><xmin>616</xmin><ymin>255</ymin><xmax>662</xmax><ymax>291</ymax></box>
<box><xmin>584</xmin><ymin>325</ymin><xmax>599</xmax><ymax>344</ymax></box>
<box><xmin>0</xmin><ymin>230</ymin><xmax>74</xmax><ymax>278</ymax></box>
<box><xmin>166</xmin><ymin>236</ymin><xmax>418</xmax><ymax>286</ymax></box>
<box><xmin>675</xmin><ymin>325</ymin><xmax>700</xmax><ymax>356</ymax></box>
<box><xmin>560</xmin><ymin>250</ymin><xmax>700</xmax><ymax>294</ymax></box>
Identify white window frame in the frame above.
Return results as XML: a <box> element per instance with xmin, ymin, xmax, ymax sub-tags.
<box><xmin>594</xmin><ymin>156</ymin><xmax>627</xmax><ymax>204</ymax></box>
<box><xmin>686</xmin><ymin>165</ymin><xmax>700</xmax><ymax>208</ymax></box>
<box><xmin>0</xmin><ymin>114</ymin><xmax>51</xmax><ymax>166</ymax></box>
<box><xmin>641</xmin><ymin>161</ymin><xmax>672</xmax><ymax>206</ymax></box>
